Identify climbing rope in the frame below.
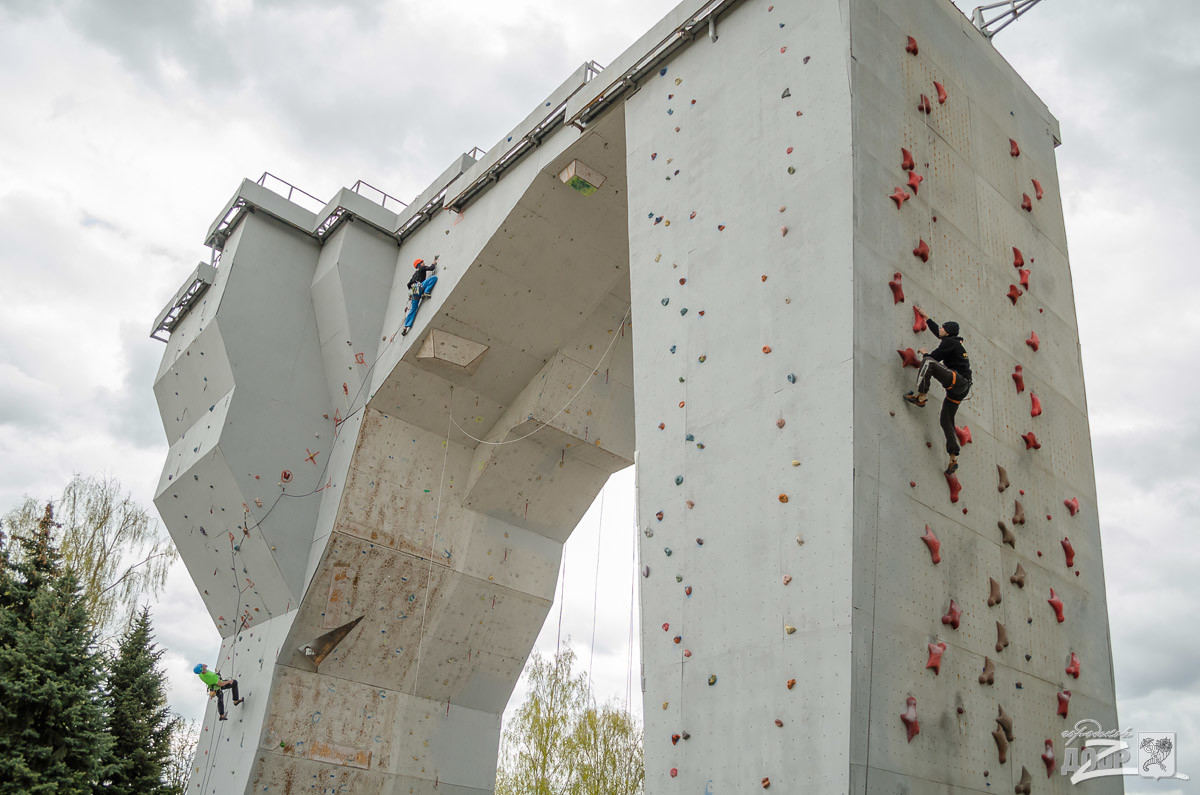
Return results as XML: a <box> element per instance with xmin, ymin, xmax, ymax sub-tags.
<box><xmin>587</xmin><ymin>486</ymin><xmax>606</xmax><ymax>693</ymax></box>
<box><xmin>411</xmin><ymin>404</ymin><xmax>454</xmax><ymax>698</ymax></box>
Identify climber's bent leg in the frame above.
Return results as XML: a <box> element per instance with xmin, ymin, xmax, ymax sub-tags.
<box><xmin>916</xmin><ymin>356</ymin><xmax>955</xmax><ymax>395</ymax></box>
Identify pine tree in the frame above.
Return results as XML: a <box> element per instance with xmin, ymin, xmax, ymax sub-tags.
<box><xmin>95</xmin><ymin>607</ymin><xmax>177</xmax><ymax>794</ymax></box>
<box><xmin>0</xmin><ymin>504</ymin><xmax>111</xmax><ymax>794</ymax></box>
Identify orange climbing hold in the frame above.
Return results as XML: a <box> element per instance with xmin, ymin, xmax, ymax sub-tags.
<box><xmin>1022</xmin><ymin>431</ymin><xmax>1041</xmax><ymax>450</ymax></box>
<box><xmin>1012</xmin><ymin>365</ymin><xmax>1025</xmax><ymax>393</ymax></box>
<box><xmin>901</xmin><ymin>696</ymin><xmax>920</xmax><ymax>741</ymax></box>
<box><xmin>1010</xmin><ymin>138</ymin><xmax>1021</xmax><ymax>157</ymax></box>
<box><xmin>1021</xmin><ymin>193</ymin><xmax>1033</xmax><ymax>212</ymax></box>
<box><xmin>778</xmin><ymin>493</ymin><xmax>789</xmax><ymax>503</ymax></box>
<box><xmin>776</xmin><ymin>418</ymin><xmax>786</xmax><ymax>429</ymax></box>
<box><xmin>1032</xmin><ymin>178</ymin><xmax>1044</xmax><ymax>200</ymax></box>
<box><xmin>901</xmin><ymin>147</ymin><xmax>915</xmax><ymax>171</ymax></box>
<box><xmin>945</xmin><ymin>471</ymin><xmax>962</xmax><ymax>503</ymax></box>
<box><xmin>926</xmin><ymin>642</ymin><xmax>947</xmax><ymax>674</ymax></box>
<box><xmin>918</xmin><ymin>94</ymin><xmax>932</xmax><ymax>114</ymax></box>
<box><xmin>787</xmin><ymin>678</ymin><xmax>796</xmax><ymax>689</ymax></box>
<box><xmin>762</xmin><ymin>345</ymin><xmax>772</xmax><ymax>354</ymax></box>
<box><xmin>913</xmin><ymin>306</ymin><xmax>928</xmax><ymax>332</ymax></box>
<box><xmin>1066</xmin><ymin>650</ymin><xmax>1081</xmax><ymax>678</ymax></box>
<box><xmin>921</xmin><ymin>524</ymin><xmax>941</xmax><ymax>564</ymax></box>
<box><xmin>1007</xmin><ymin>284</ymin><xmax>1023</xmax><ymax>305</ymax></box>
<box><xmin>934</xmin><ymin>81</ymin><xmax>947</xmax><ymax>104</ymax></box>
<box><xmin>955</xmin><ymin>425</ymin><xmax>972</xmax><ymax>446</ymax></box>
<box><xmin>889</xmin><ymin>272</ymin><xmax>905</xmax><ymax>304</ymax></box>
<box><xmin>761</xmin><ymin>778</ymin><xmax>771</xmax><ymax>789</ymax></box>
<box><xmin>941</xmin><ymin>598</ymin><xmax>962</xmax><ymax>629</ymax></box>
<box><xmin>1064</xmin><ymin>497</ymin><xmax>1080</xmax><ymax>516</ymax></box>
<box><xmin>1026</xmin><ymin>331</ymin><xmax>1040</xmax><ymax>351</ymax></box>
<box><xmin>905</xmin><ymin>35</ymin><xmax>919</xmax><ymax>55</ymax></box>
<box><xmin>889</xmin><ymin>187</ymin><xmax>911</xmax><ymax>208</ymax></box>
<box><xmin>1048</xmin><ymin>588</ymin><xmax>1066</xmax><ymax>623</ymax></box>
<box><xmin>897</xmin><ymin>347</ymin><xmax>921</xmax><ymax>368</ymax></box>
<box><xmin>913</xmin><ymin>238</ymin><xmax>930</xmax><ymax>262</ymax></box>
<box><xmin>907</xmin><ymin>171</ymin><xmax>924</xmax><ymax>193</ymax></box>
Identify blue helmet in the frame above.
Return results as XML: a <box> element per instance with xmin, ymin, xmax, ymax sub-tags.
<box><xmin>194</xmin><ymin>663</ymin><xmax>205</xmax><ymax>674</ymax></box>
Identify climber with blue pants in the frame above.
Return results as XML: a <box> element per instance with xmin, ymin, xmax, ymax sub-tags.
<box><xmin>903</xmin><ymin>307</ymin><xmax>972</xmax><ymax>475</ymax></box>
<box><xmin>195</xmin><ymin>663</ymin><xmax>242</xmax><ymax>721</ymax></box>
<box><xmin>401</xmin><ymin>254</ymin><xmax>438</xmax><ymax>336</ymax></box>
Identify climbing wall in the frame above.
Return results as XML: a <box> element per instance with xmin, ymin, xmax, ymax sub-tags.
<box><xmin>849</xmin><ymin>0</ymin><xmax>1121</xmax><ymax>792</ymax></box>
<box><xmin>624</xmin><ymin>0</ymin><xmax>857</xmax><ymax>791</ymax></box>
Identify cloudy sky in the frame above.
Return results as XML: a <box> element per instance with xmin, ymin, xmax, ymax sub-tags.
<box><xmin>0</xmin><ymin>0</ymin><xmax>1196</xmax><ymax>790</ymax></box>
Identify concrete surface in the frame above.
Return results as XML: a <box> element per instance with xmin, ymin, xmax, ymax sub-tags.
<box><xmin>152</xmin><ymin>0</ymin><xmax>1120</xmax><ymax>792</ymax></box>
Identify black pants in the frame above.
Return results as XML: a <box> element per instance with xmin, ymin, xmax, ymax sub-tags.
<box><xmin>212</xmin><ymin>680</ymin><xmax>240</xmax><ymax>715</ymax></box>
<box><xmin>916</xmin><ymin>357</ymin><xmax>971</xmax><ymax>455</ymax></box>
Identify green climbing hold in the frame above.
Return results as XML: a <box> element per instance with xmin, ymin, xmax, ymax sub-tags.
<box><xmin>708</xmin><ymin>675</ymin><xmax>717</xmax><ymax>686</ymax></box>
<box><xmin>662</xmin><ymin>298</ymin><xmax>670</xmax><ymax>306</ymax></box>
<box><xmin>680</xmin><ymin>307</ymin><xmax>688</xmax><ymax>316</ymax></box>
<box><xmin>676</xmin><ymin>575</ymin><xmax>683</xmax><ymax>582</ymax></box>
<box><xmin>696</xmin><ymin>443</ymin><xmax>706</xmax><ymax>449</ymax></box>
<box><xmin>679</xmin><ymin>377</ymin><xmax>685</xmax><ymax>383</ymax></box>
<box><xmin>787</xmin><ymin>165</ymin><xmax>796</xmax><ymax>174</ymax></box>
<box><xmin>698</xmin><ymin>355</ymin><xmax>707</xmax><ymax>363</ymax></box>
<box><xmin>665</xmin><ymin>547</ymin><xmax>673</xmax><ymax>556</ymax></box>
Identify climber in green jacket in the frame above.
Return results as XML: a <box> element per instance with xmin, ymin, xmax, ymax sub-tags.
<box><xmin>195</xmin><ymin>663</ymin><xmax>242</xmax><ymax>721</ymax></box>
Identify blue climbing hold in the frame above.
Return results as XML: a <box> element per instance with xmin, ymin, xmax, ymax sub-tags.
<box><xmin>670</xmin><ymin>344</ymin><xmax>677</xmax><ymax>353</ymax></box>
<box><xmin>685</xmin><ymin>433</ymin><xmax>694</xmax><ymax>441</ymax></box>
<box><xmin>660</xmin><ymin>68</ymin><xmax>668</xmax><ymax>76</ymax></box>
<box><xmin>787</xmin><ymin>373</ymin><xmax>796</xmax><ymax>384</ymax></box>
<box><xmin>662</xmin><ymin>298</ymin><xmax>670</xmax><ymax>306</ymax></box>
<box><xmin>664</xmin><ymin>547</ymin><xmax>673</xmax><ymax>556</ymax></box>
<box><xmin>680</xmin><ymin>308</ymin><xmax>688</xmax><ymax>316</ymax></box>
<box><xmin>675</xmin><ymin>475</ymin><xmax>684</xmax><ymax>485</ymax></box>
<box><xmin>668</xmin><ymin>109</ymin><xmax>674</xmax><ymax>115</ymax></box>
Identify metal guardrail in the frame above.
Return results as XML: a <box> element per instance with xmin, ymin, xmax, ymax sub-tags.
<box><xmin>256</xmin><ymin>171</ymin><xmax>327</xmax><ymax>214</ymax></box>
<box><xmin>349</xmin><ymin>180</ymin><xmax>408</xmax><ymax>213</ymax></box>
<box><xmin>972</xmin><ymin>0</ymin><xmax>1045</xmax><ymax>39</ymax></box>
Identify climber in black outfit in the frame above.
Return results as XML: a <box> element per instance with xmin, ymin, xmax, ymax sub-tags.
<box><xmin>904</xmin><ymin>307</ymin><xmax>972</xmax><ymax>475</ymax></box>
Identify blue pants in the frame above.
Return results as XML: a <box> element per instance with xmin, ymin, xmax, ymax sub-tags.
<box><xmin>404</xmin><ymin>276</ymin><xmax>437</xmax><ymax>329</ymax></box>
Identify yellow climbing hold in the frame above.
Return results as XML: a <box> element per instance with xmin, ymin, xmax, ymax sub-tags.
<box><xmin>778</xmin><ymin>494</ymin><xmax>789</xmax><ymax>503</ymax></box>
<box><xmin>785</xmin><ymin>625</ymin><xmax>797</xmax><ymax>634</ymax></box>
<box><xmin>792</xmin><ymin>460</ymin><xmax>800</xmax><ymax>467</ymax></box>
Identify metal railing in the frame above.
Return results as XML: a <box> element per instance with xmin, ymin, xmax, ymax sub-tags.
<box><xmin>349</xmin><ymin>180</ymin><xmax>408</xmax><ymax>213</ymax></box>
<box><xmin>256</xmin><ymin>171</ymin><xmax>327</xmax><ymax>214</ymax></box>
<box><xmin>972</xmin><ymin>0</ymin><xmax>1045</xmax><ymax>39</ymax></box>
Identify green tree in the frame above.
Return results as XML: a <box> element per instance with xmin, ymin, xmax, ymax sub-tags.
<box><xmin>3</xmin><ymin>474</ymin><xmax>176</xmax><ymax>636</ymax></box>
<box><xmin>162</xmin><ymin>719</ymin><xmax>199</xmax><ymax>795</ymax></box>
<box><xmin>496</xmin><ymin>644</ymin><xmax>643</xmax><ymax>795</ymax></box>
<box><xmin>0</xmin><ymin>504</ymin><xmax>111</xmax><ymax>794</ymax></box>
<box><xmin>94</xmin><ymin>607</ymin><xmax>177</xmax><ymax>795</ymax></box>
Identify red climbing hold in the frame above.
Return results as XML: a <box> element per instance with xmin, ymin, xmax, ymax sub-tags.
<box><xmin>1042</xmin><ymin>739</ymin><xmax>1056</xmax><ymax>778</ymax></box>
<box><xmin>658</xmin><ymin>423</ymin><xmax>665</xmax><ymax>430</ymax></box>
<box><xmin>934</xmin><ymin>81</ymin><xmax>947</xmax><ymax>104</ymax></box>
<box><xmin>897</xmin><ymin>348</ymin><xmax>921</xmax><ymax>368</ymax></box>
<box><xmin>1019</xmin><ymin>268</ymin><xmax>1031</xmax><ymax>290</ymax></box>
<box><xmin>1022</xmin><ymin>432</ymin><xmax>1041</xmax><ymax>450</ymax></box>
<box><xmin>1012</xmin><ymin>365</ymin><xmax>1025</xmax><ymax>393</ymax></box>
<box><xmin>1021</xmin><ymin>193</ymin><xmax>1033</xmax><ymax>212</ymax></box>
<box><xmin>671</xmin><ymin>734</ymin><xmax>680</xmax><ymax>745</ymax></box>
<box><xmin>1032</xmin><ymin>178</ymin><xmax>1044</xmax><ymax>200</ymax></box>
<box><xmin>662</xmin><ymin>623</ymin><xmax>670</xmax><ymax>632</ymax></box>
<box><xmin>1010</xmin><ymin>138</ymin><xmax>1021</xmax><ymax>158</ymax></box>
<box><xmin>1007</xmin><ymin>284</ymin><xmax>1023</xmax><ymax>305</ymax></box>
<box><xmin>1013</xmin><ymin>246</ymin><xmax>1025</xmax><ymax>268</ymax></box>
<box><xmin>1026</xmin><ymin>331</ymin><xmax>1040</xmax><ymax>352</ymax></box>
<box><xmin>918</xmin><ymin>94</ymin><xmax>932</xmax><ymax>114</ymax></box>
<box><xmin>901</xmin><ymin>696</ymin><xmax>920</xmax><ymax>742</ymax></box>
<box><xmin>889</xmin><ymin>272</ymin><xmax>905</xmax><ymax>304</ymax></box>
<box><xmin>671</xmin><ymin>768</ymin><xmax>678</xmax><ymax>778</ymax></box>
<box><xmin>1066</xmin><ymin>651</ymin><xmax>1081</xmax><ymax>678</ymax></box>
<box><xmin>921</xmin><ymin>524</ymin><xmax>941</xmax><ymax>564</ymax></box>
<box><xmin>955</xmin><ymin>425</ymin><xmax>972</xmax><ymax>446</ymax></box>
<box><xmin>905</xmin><ymin>36</ymin><xmax>919</xmax><ymax>55</ymax></box>
<box><xmin>926</xmin><ymin>642</ymin><xmax>947</xmax><ymax>675</ymax></box>
<box><xmin>889</xmin><ymin>188</ymin><xmax>911</xmax><ymax>208</ymax></box>
<box><xmin>1048</xmin><ymin>588</ymin><xmax>1066</xmax><ymax>623</ymax></box>
<box><xmin>913</xmin><ymin>306</ymin><xmax>928</xmax><ymax>332</ymax></box>
<box><xmin>1030</xmin><ymin>392</ymin><xmax>1042</xmax><ymax>417</ymax></box>
<box><xmin>941</xmin><ymin>599</ymin><xmax>962</xmax><ymax>629</ymax></box>
<box><xmin>907</xmin><ymin>172</ymin><xmax>924</xmax><ymax>193</ymax></box>
<box><xmin>1064</xmin><ymin>497</ymin><xmax>1080</xmax><ymax>517</ymax></box>
<box><xmin>913</xmin><ymin>238</ymin><xmax>930</xmax><ymax>262</ymax></box>
<box><xmin>280</xmin><ymin>470</ymin><xmax>293</xmax><ymax>483</ymax></box>
<box><xmin>945</xmin><ymin>472</ymin><xmax>962</xmax><ymax>503</ymax></box>
<box><xmin>656</xmin><ymin>511</ymin><xmax>664</xmax><ymax>521</ymax></box>
<box><xmin>901</xmin><ymin>147</ymin><xmax>915</xmax><ymax>171</ymax></box>
<box><xmin>1057</xmin><ymin>690</ymin><xmax>1072</xmax><ymax>718</ymax></box>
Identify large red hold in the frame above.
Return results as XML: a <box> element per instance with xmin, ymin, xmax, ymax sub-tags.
<box><xmin>1013</xmin><ymin>246</ymin><xmax>1025</xmax><ymax>268</ymax></box>
<box><xmin>926</xmin><ymin>642</ymin><xmax>947</xmax><ymax>674</ymax></box>
<box><xmin>889</xmin><ymin>272</ymin><xmax>905</xmax><ymax>304</ymax></box>
<box><xmin>913</xmin><ymin>306</ymin><xmax>928</xmax><ymax>332</ymax></box>
<box><xmin>1007</xmin><ymin>284</ymin><xmax>1023</xmax><ymax>305</ymax></box>
<box><xmin>918</xmin><ymin>94</ymin><xmax>932</xmax><ymax>114</ymax></box>
<box><xmin>1030</xmin><ymin>392</ymin><xmax>1042</xmax><ymax>417</ymax></box>
<box><xmin>905</xmin><ymin>36</ymin><xmax>919</xmax><ymax>55</ymax></box>
<box><xmin>921</xmin><ymin>524</ymin><xmax>941</xmax><ymax>564</ymax></box>
<box><xmin>1010</xmin><ymin>138</ymin><xmax>1021</xmax><ymax>157</ymax></box>
<box><xmin>1032</xmin><ymin>178</ymin><xmax>1044</xmax><ymax>200</ymax></box>
<box><xmin>1057</xmin><ymin>690</ymin><xmax>1072</xmax><ymax>718</ymax></box>
<box><xmin>1019</xmin><ymin>268</ymin><xmax>1031</xmax><ymax>290</ymax></box>
<box><xmin>897</xmin><ymin>347</ymin><xmax>921</xmax><ymax>368</ymax></box>
<box><xmin>941</xmin><ymin>598</ymin><xmax>962</xmax><ymax>629</ymax></box>
<box><xmin>1048</xmin><ymin>588</ymin><xmax>1066</xmax><ymax>623</ymax></box>
<box><xmin>934</xmin><ymin>81</ymin><xmax>948</xmax><ymax>104</ymax></box>
<box><xmin>913</xmin><ymin>238</ymin><xmax>930</xmax><ymax>262</ymax></box>
<box><xmin>901</xmin><ymin>696</ymin><xmax>920</xmax><ymax>741</ymax></box>
<box><xmin>1066</xmin><ymin>650</ymin><xmax>1081</xmax><ymax>678</ymax></box>
<box><xmin>1064</xmin><ymin>497</ymin><xmax>1080</xmax><ymax>517</ymax></box>
<box><xmin>1026</xmin><ymin>331</ymin><xmax>1040</xmax><ymax>351</ymax></box>
<box><xmin>907</xmin><ymin>171</ymin><xmax>924</xmax><ymax>193</ymax></box>
<box><xmin>901</xmin><ymin>147</ymin><xmax>915</xmax><ymax>170</ymax></box>
<box><xmin>1022</xmin><ymin>432</ymin><xmax>1041</xmax><ymax>450</ymax></box>
<box><xmin>955</xmin><ymin>425</ymin><xmax>972</xmax><ymax>446</ymax></box>
<box><xmin>1061</xmin><ymin>537</ymin><xmax>1075</xmax><ymax>567</ymax></box>
<box><xmin>945</xmin><ymin>472</ymin><xmax>963</xmax><ymax>503</ymax></box>
<box><xmin>890</xmin><ymin>187</ymin><xmax>911</xmax><ymax>208</ymax></box>
<box><xmin>1012</xmin><ymin>364</ymin><xmax>1025</xmax><ymax>393</ymax></box>
<box><xmin>1021</xmin><ymin>193</ymin><xmax>1033</xmax><ymax>212</ymax></box>
<box><xmin>1042</xmin><ymin>739</ymin><xmax>1056</xmax><ymax>778</ymax></box>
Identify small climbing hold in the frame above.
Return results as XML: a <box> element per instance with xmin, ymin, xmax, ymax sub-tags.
<box><xmin>1066</xmin><ymin>651</ymin><xmax>1081</xmax><ymax>678</ymax></box>
<box><xmin>912</xmin><ymin>239</ymin><xmax>930</xmax><ymax>263</ymax></box>
<box><xmin>1015</xmin><ymin>766</ymin><xmax>1032</xmax><ymax>794</ymax></box>
<box><xmin>889</xmin><ymin>272</ymin><xmax>905</xmax><ymax>304</ymax></box>
<box><xmin>1021</xmin><ymin>194</ymin><xmax>1033</xmax><ymax>212</ymax></box>
<box><xmin>921</xmin><ymin>525</ymin><xmax>941</xmax><ymax>564</ymax></box>
<box><xmin>992</xmin><ymin>728</ymin><xmax>1009</xmax><ymax>764</ymax></box>
<box><xmin>1007</xmin><ymin>284</ymin><xmax>1023</xmax><ymax>305</ymax></box>
<box><xmin>1009</xmin><ymin>138</ymin><xmax>1021</xmax><ymax>158</ymax></box>
<box><xmin>762</xmin><ymin>345</ymin><xmax>772</xmax><ymax>354</ymax></box>
<box><xmin>662</xmin><ymin>623</ymin><xmax>669</xmax><ymax>632</ymax></box>
<box><xmin>988</xmin><ymin>577</ymin><xmax>1003</xmax><ymax>607</ymax></box>
<box><xmin>1061</xmin><ymin>537</ymin><xmax>1075</xmax><ymax>568</ymax></box>
<box><xmin>762</xmin><ymin>274</ymin><xmax>768</xmax><ymax>282</ymax></box>
<box><xmin>901</xmin><ymin>696</ymin><xmax>920</xmax><ymax>742</ymax></box>
<box><xmin>643</xmin><ymin>566</ymin><xmax>650</xmax><ymax>578</ymax></box>
<box><xmin>1042</xmin><ymin>739</ymin><xmax>1056</xmax><ymax>778</ymax></box>
<box><xmin>907</xmin><ymin>172</ymin><xmax>924</xmax><ymax>193</ymax></box>
<box><xmin>656</xmin><ymin>511</ymin><xmax>664</xmax><ymax>521</ymax></box>
<box><xmin>787</xmin><ymin>373</ymin><xmax>796</xmax><ymax>384</ymax></box>
<box><xmin>979</xmin><ymin>656</ymin><xmax>995</xmax><ymax>685</ymax></box>
<box><xmin>912</xmin><ymin>306</ymin><xmax>928</xmax><ymax>332</ymax></box>
<box><xmin>778</xmin><ymin>493</ymin><xmax>789</xmax><ymax>503</ymax></box>
<box><xmin>1021</xmin><ymin>432</ymin><xmax>1041</xmax><ymax>450</ymax></box>
<box><xmin>762</xmin><ymin>777</ymin><xmax>771</xmax><ymax>789</ymax></box>
<box><xmin>664</xmin><ymin>547</ymin><xmax>673</xmax><ymax>556</ymax></box>
<box><xmin>1026</xmin><ymin>331</ymin><xmax>1040</xmax><ymax>351</ymax></box>
<box><xmin>1048</xmin><ymin>588</ymin><xmax>1065</xmax><ymax>622</ymax></box>
<box><xmin>776</xmin><ymin>418</ymin><xmax>786</xmax><ymax>429</ymax></box>
<box><xmin>1057</xmin><ymin>690</ymin><xmax>1071</xmax><ymax>718</ymax></box>
<box><xmin>780</xmin><ymin>46</ymin><xmax>787</xmax><ymax>53</ymax></box>
<box><xmin>998</xmin><ymin>520</ymin><xmax>1015</xmax><ymax>548</ymax></box>
<box><xmin>901</xmin><ymin>148</ymin><xmax>915</xmax><ymax>171</ymax></box>
<box><xmin>698</xmin><ymin>355</ymin><xmax>707</xmax><ymax>363</ymax></box>
<box><xmin>917</xmin><ymin>94</ymin><xmax>932</xmax><ymax>114</ymax></box>
<box><xmin>679</xmin><ymin>401</ymin><xmax>686</xmax><ymax>408</ymax></box>
<box><xmin>781</xmin><ymin>225</ymin><xmax>788</xmax><ymax>237</ymax></box>
<box><xmin>998</xmin><ymin>464</ymin><xmax>1011</xmax><ymax>491</ymax></box>
<box><xmin>945</xmin><ymin>472</ymin><xmax>962</xmax><ymax>503</ymax></box>
<box><xmin>889</xmin><ymin>188</ymin><xmax>912</xmax><ymax>208</ymax></box>
<box><xmin>926</xmin><ymin>642</ymin><xmax>947</xmax><ymax>675</ymax></box>
<box><xmin>996</xmin><ymin>621</ymin><xmax>1010</xmax><ymax>652</ymax></box>
<box><xmin>1010</xmin><ymin>563</ymin><xmax>1026</xmax><ymax>588</ymax></box>
<box><xmin>673</xmin><ymin>635</ymin><xmax>681</xmax><ymax>644</ymax></box>
<box><xmin>910</xmin><ymin>480</ymin><xmax>916</xmax><ymax>487</ymax></box>
<box><xmin>708</xmin><ymin>674</ymin><xmax>717</xmax><ymax>685</ymax></box>
<box><xmin>658</xmin><ymin>423</ymin><xmax>665</xmax><ymax>430</ymax></box>
<box><xmin>662</xmin><ymin>297</ymin><xmax>670</xmax><ymax>306</ymax></box>
<box><xmin>783</xmin><ymin>624</ymin><xmax>797</xmax><ymax>635</ymax></box>
<box><xmin>774</xmin><ymin>719</ymin><xmax>783</xmax><ymax>727</ymax></box>
<box><xmin>717</xmin><ymin>224</ymin><xmax>725</xmax><ymax>231</ymax></box>
<box><xmin>787</xmin><ymin>166</ymin><xmax>795</xmax><ymax>175</ymax></box>
<box><xmin>786</xmin><ymin>146</ymin><xmax>793</xmax><ymax>155</ymax></box>
<box><xmin>685</xmin><ymin>433</ymin><xmax>695</xmax><ymax>441</ymax></box>
<box><xmin>792</xmin><ymin>460</ymin><xmax>801</xmax><ymax>467</ymax></box>
<box><xmin>670</xmin><ymin>768</ymin><xmax>678</xmax><ymax>778</ymax></box>
<box><xmin>1019</xmin><ymin>268</ymin><xmax>1030</xmax><ymax>290</ymax></box>
<box><xmin>686</xmin><ymin>499</ymin><xmax>694</xmax><ymax>509</ymax></box>
<box><xmin>781</xmin><ymin>87</ymin><xmax>791</xmax><ymax>99</ymax></box>
<box><xmin>671</xmin><ymin>734</ymin><xmax>680</xmax><ymax>745</ymax></box>
<box><xmin>782</xmin><ymin>575</ymin><xmax>792</xmax><ymax>585</ymax></box>
<box><xmin>1012</xmin><ymin>247</ymin><xmax>1025</xmax><ymax>268</ymax></box>
<box><xmin>684</xmin><ymin>649</ymin><xmax>691</xmax><ymax>657</ymax></box>
<box><xmin>905</xmin><ymin>35</ymin><xmax>919</xmax><ymax>55</ymax></box>
<box><xmin>955</xmin><ymin>425</ymin><xmax>973</xmax><ymax>446</ymax></box>
<box><xmin>675</xmin><ymin>475</ymin><xmax>684</xmax><ymax>485</ymax></box>
<box><xmin>1064</xmin><ymin>497</ymin><xmax>1080</xmax><ymax>516</ymax></box>
<box><xmin>941</xmin><ymin>599</ymin><xmax>962</xmax><ymax>629</ymax></box>
<box><xmin>1013</xmin><ymin>500</ymin><xmax>1026</xmax><ymax>525</ymax></box>
<box><xmin>934</xmin><ymin>81</ymin><xmax>947</xmax><ymax>104</ymax></box>
<box><xmin>680</xmin><ymin>308</ymin><xmax>688</xmax><ymax>316</ymax></box>
<box><xmin>281</xmin><ymin>470</ymin><xmax>292</xmax><ymax>483</ymax></box>
<box><xmin>787</xmin><ymin>678</ymin><xmax>796</xmax><ymax>689</ymax></box>
<box><xmin>696</xmin><ymin>538</ymin><xmax>704</xmax><ymax>546</ymax></box>
<box><xmin>795</xmin><ymin>536</ymin><xmax>804</xmax><ymax>546</ymax></box>
<box><xmin>1032</xmin><ymin>178</ymin><xmax>1044</xmax><ymax>200</ymax></box>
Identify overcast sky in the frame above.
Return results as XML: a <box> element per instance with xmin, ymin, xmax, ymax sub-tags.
<box><xmin>0</xmin><ymin>1</ymin><xmax>1196</xmax><ymax>791</ymax></box>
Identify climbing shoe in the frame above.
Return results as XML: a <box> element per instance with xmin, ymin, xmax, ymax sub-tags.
<box><xmin>233</xmin><ymin>699</ymin><xmax>244</xmax><ymax>706</ymax></box>
<box><xmin>401</xmin><ymin>327</ymin><xmax>410</xmax><ymax>336</ymax></box>
<box><xmin>903</xmin><ymin>392</ymin><xmax>927</xmax><ymax>407</ymax></box>
<box><xmin>945</xmin><ymin>460</ymin><xmax>959</xmax><ymax>475</ymax></box>
<box><xmin>218</xmin><ymin>714</ymin><xmax>228</xmax><ymax>721</ymax></box>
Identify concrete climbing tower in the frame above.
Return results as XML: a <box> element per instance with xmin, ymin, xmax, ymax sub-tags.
<box><xmin>152</xmin><ymin>0</ymin><xmax>1120</xmax><ymax>792</ymax></box>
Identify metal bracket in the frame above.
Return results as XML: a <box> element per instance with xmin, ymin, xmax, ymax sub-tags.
<box><xmin>972</xmin><ymin>0</ymin><xmax>1045</xmax><ymax>39</ymax></box>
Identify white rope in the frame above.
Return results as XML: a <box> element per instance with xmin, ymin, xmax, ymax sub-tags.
<box><xmin>412</xmin><ymin>406</ymin><xmax>454</xmax><ymax>694</ymax></box>
<box><xmin>587</xmin><ymin>486</ymin><xmax>606</xmax><ymax>693</ymax></box>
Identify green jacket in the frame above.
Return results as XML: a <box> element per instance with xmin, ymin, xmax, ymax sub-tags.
<box><xmin>197</xmin><ymin>670</ymin><xmax>222</xmax><ymax>690</ymax></box>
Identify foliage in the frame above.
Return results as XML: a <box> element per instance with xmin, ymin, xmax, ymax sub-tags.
<box><xmin>3</xmin><ymin>474</ymin><xmax>176</xmax><ymax>636</ymax></box>
<box><xmin>94</xmin><ymin>607</ymin><xmax>178</xmax><ymax>795</ymax></box>
<box><xmin>496</xmin><ymin>644</ymin><xmax>643</xmax><ymax>795</ymax></box>
<box><xmin>162</xmin><ymin>719</ymin><xmax>199</xmax><ymax>795</ymax></box>
<box><xmin>0</xmin><ymin>505</ymin><xmax>111</xmax><ymax>794</ymax></box>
